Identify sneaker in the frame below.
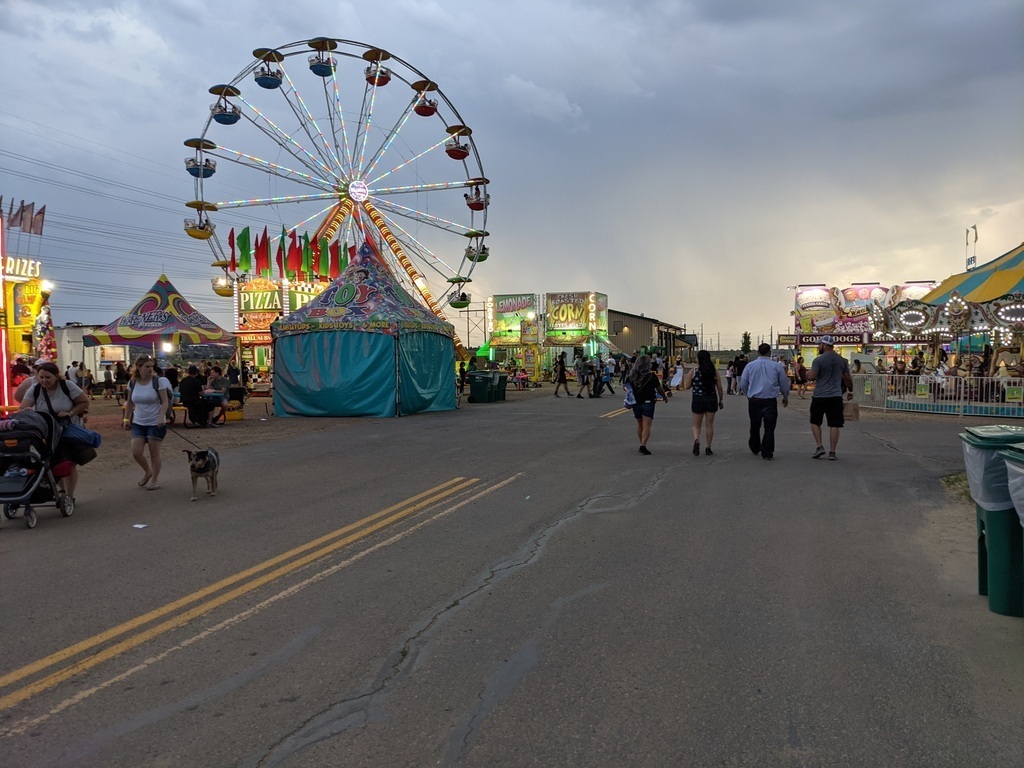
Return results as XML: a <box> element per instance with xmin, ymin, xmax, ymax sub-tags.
<box><xmin>705</xmin><ymin>447</ymin><xmax>714</xmax><ymax>456</ymax></box>
<box><xmin>639</xmin><ymin>446</ymin><xmax>652</xmax><ymax>455</ymax></box>
<box><xmin>812</xmin><ymin>446</ymin><xmax>826</xmax><ymax>459</ymax></box>
<box><xmin>828</xmin><ymin>452</ymin><xmax>837</xmax><ymax>461</ymax></box>
<box><xmin>763</xmin><ymin>455</ymin><xmax>774</xmax><ymax>461</ymax></box>
<box><xmin>692</xmin><ymin>440</ymin><xmax>700</xmax><ymax>456</ymax></box>
<box><xmin>576</xmin><ymin>394</ymin><xmax>583</xmax><ymax>399</ymax></box>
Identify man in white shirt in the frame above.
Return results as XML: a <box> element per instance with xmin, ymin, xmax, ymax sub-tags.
<box><xmin>739</xmin><ymin>343</ymin><xmax>791</xmax><ymax>460</ymax></box>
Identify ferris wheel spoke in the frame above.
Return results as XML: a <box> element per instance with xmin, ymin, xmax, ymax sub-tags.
<box><xmin>278</xmin><ymin>64</ymin><xmax>347</xmax><ymax>181</ymax></box>
<box><xmin>361</xmin><ymin>97</ymin><xmax>418</xmax><ymax>181</ymax></box>
<box><xmin>370</xmin><ymin>197</ymin><xmax>476</xmax><ymax>236</ymax></box>
<box><xmin>372</xmin><ymin>210</ymin><xmax>458</xmax><ymax>279</ymax></box>
<box><xmin>208</xmin><ymin>147</ymin><xmax>334</xmax><ymax>190</ymax></box>
<box><xmin>212</xmin><ymin>192</ymin><xmax>341</xmax><ymax>210</ymax></box>
<box><xmin>372</xmin><ymin>179</ymin><xmax>477</xmax><ymax>195</ymax></box>
<box><xmin>236</xmin><ymin>94</ymin><xmax>338</xmax><ymax>182</ymax></box>
<box><xmin>367</xmin><ymin>135</ymin><xmax>453</xmax><ymax>187</ymax></box>
<box><xmin>324</xmin><ymin>73</ymin><xmax>354</xmax><ymax>181</ymax></box>
<box><xmin>355</xmin><ymin>79</ymin><xmax>385</xmax><ymax>177</ymax></box>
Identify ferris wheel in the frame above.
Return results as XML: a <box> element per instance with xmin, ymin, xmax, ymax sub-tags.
<box><xmin>183</xmin><ymin>37</ymin><xmax>489</xmax><ymax>337</ymax></box>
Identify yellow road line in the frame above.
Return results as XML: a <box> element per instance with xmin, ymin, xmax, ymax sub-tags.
<box><xmin>599</xmin><ymin>408</ymin><xmax>631</xmax><ymax>419</ymax></box>
<box><xmin>0</xmin><ymin>477</ymin><xmax>475</xmax><ymax>699</ymax></box>
<box><xmin>1</xmin><ymin>473</ymin><xmax>526</xmax><ymax>738</ymax></box>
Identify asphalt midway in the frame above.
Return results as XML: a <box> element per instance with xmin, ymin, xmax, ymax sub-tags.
<box><xmin>1</xmin><ymin>386</ymin><xmax>1022</xmax><ymax>767</ymax></box>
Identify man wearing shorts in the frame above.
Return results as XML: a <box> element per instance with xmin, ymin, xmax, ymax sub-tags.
<box><xmin>805</xmin><ymin>334</ymin><xmax>853</xmax><ymax>460</ymax></box>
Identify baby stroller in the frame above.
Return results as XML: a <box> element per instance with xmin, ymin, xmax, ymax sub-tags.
<box><xmin>0</xmin><ymin>410</ymin><xmax>74</xmax><ymax>529</ymax></box>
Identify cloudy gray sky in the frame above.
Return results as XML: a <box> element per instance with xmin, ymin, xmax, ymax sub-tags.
<box><xmin>1</xmin><ymin>0</ymin><xmax>1021</xmax><ymax>348</ymax></box>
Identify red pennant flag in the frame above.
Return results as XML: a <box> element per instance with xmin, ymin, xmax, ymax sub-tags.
<box><xmin>258</xmin><ymin>226</ymin><xmax>271</xmax><ymax>276</ymax></box>
<box><xmin>227</xmin><ymin>228</ymin><xmax>237</xmax><ymax>272</ymax></box>
<box><xmin>328</xmin><ymin>240</ymin><xmax>340</xmax><ymax>278</ymax></box>
<box><xmin>20</xmin><ymin>202</ymin><xmax>34</xmax><ymax>231</ymax></box>
<box><xmin>30</xmin><ymin>205</ymin><xmax>45</xmax><ymax>236</ymax></box>
<box><xmin>276</xmin><ymin>226</ymin><xmax>286</xmax><ymax>279</ymax></box>
<box><xmin>286</xmin><ymin>230</ymin><xmax>302</xmax><ymax>275</ymax></box>
<box><xmin>252</xmin><ymin>229</ymin><xmax>263</xmax><ymax>273</ymax></box>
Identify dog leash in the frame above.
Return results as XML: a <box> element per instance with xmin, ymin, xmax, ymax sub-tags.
<box><xmin>166</xmin><ymin>424</ymin><xmax>206</xmax><ymax>450</ymax></box>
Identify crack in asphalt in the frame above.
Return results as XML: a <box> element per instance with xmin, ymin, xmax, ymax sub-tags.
<box><xmin>440</xmin><ymin>583</ymin><xmax>609</xmax><ymax>768</ymax></box>
<box><xmin>249</xmin><ymin>466</ymin><xmax>671</xmax><ymax>767</ymax></box>
<box><xmin>863</xmin><ymin>430</ymin><xmax>962</xmax><ymax>462</ymax></box>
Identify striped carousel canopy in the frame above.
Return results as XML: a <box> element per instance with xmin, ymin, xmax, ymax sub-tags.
<box><xmin>921</xmin><ymin>241</ymin><xmax>1024</xmax><ymax>305</ymax></box>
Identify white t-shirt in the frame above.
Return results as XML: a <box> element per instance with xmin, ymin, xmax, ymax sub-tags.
<box><xmin>21</xmin><ymin>379</ymin><xmax>85</xmax><ymax>425</ymax></box>
<box><xmin>129</xmin><ymin>376</ymin><xmax>173</xmax><ymax>426</ymax></box>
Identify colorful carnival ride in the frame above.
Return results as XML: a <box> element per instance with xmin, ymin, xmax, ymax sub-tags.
<box><xmin>872</xmin><ymin>241</ymin><xmax>1024</xmax><ymax>374</ymax></box>
<box><xmin>183</xmin><ymin>37</ymin><xmax>489</xmax><ymax>358</ymax></box>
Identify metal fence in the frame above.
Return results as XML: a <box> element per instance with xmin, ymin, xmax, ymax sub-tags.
<box><xmin>850</xmin><ymin>374</ymin><xmax>1024</xmax><ymax>418</ymax></box>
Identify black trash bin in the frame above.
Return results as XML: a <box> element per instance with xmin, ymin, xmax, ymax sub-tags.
<box><xmin>495</xmin><ymin>373</ymin><xmax>508</xmax><ymax>401</ymax></box>
<box><xmin>466</xmin><ymin>372</ymin><xmax>493</xmax><ymax>403</ymax></box>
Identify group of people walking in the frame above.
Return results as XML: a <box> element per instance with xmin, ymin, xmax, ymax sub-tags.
<box><xmin>617</xmin><ymin>335</ymin><xmax>854</xmax><ymax>460</ymax></box>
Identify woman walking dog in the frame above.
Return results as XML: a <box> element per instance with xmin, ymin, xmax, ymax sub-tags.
<box><xmin>123</xmin><ymin>356</ymin><xmax>172</xmax><ymax>490</ymax></box>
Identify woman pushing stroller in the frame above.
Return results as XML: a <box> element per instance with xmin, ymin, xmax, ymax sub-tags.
<box><xmin>18</xmin><ymin>361</ymin><xmax>92</xmax><ymax>503</ymax></box>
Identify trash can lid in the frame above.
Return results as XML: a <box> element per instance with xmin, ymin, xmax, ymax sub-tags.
<box><xmin>961</xmin><ymin>424</ymin><xmax>1024</xmax><ymax>446</ymax></box>
<box><xmin>999</xmin><ymin>441</ymin><xmax>1024</xmax><ymax>461</ymax></box>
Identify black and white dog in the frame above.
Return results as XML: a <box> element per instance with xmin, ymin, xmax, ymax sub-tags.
<box><xmin>184</xmin><ymin>448</ymin><xmax>220</xmax><ymax>502</ymax></box>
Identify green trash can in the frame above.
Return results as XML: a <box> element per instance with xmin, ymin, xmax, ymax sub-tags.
<box><xmin>999</xmin><ymin>442</ymin><xmax>1024</xmax><ymax>617</ymax></box>
<box><xmin>960</xmin><ymin>425</ymin><xmax>1024</xmax><ymax>617</ymax></box>
<box><xmin>467</xmin><ymin>372</ymin><xmax>493</xmax><ymax>403</ymax></box>
<box><xmin>495</xmin><ymin>373</ymin><xmax>508</xmax><ymax>401</ymax></box>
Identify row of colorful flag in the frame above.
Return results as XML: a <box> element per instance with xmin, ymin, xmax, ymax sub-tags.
<box><xmin>227</xmin><ymin>226</ymin><xmax>358</xmax><ymax>282</ymax></box>
<box><xmin>2</xmin><ymin>198</ymin><xmax>45</xmax><ymax>235</ymax></box>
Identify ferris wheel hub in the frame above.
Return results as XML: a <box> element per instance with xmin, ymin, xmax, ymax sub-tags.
<box><xmin>348</xmin><ymin>180</ymin><xmax>369</xmax><ymax>202</ymax></box>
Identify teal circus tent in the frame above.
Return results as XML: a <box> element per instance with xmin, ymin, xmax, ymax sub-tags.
<box><xmin>271</xmin><ymin>241</ymin><xmax>456</xmax><ymax>417</ymax></box>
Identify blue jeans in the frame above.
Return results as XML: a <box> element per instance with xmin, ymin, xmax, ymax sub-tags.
<box><xmin>747</xmin><ymin>398</ymin><xmax>779</xmax><ymax>458</ymax></box>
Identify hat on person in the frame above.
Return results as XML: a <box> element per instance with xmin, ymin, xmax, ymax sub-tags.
<box><xmin>820</xmin><ymin>334</ymin><xmax>835</xmax><ymax>347</ymax></box>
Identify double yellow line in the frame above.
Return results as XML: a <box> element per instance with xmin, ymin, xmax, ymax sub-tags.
<box><xmin>0</xmin><ymin>476</ymin><xmax>478</xmax><ymax>712</ymax></box>
<box><xmin>599</xmin><ymin>407</ymin><xmax>631</xmax><ymax>419</ymax></box>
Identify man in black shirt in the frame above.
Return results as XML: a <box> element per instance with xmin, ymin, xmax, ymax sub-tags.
<box><xmin>178</xmin><ymin>365</ymin><xmax>214</xmax><ymax>426</ymax></box>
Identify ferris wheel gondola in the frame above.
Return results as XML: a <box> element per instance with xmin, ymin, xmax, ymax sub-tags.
<box><xmin>184</xmin><ymin>37</ymin><xmax>490</xmax><ymax>353</ymax></box>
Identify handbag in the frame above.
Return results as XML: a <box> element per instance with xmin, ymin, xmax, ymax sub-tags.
<box><xmin>622</xmin><ymin>382</ymin><xmax>637</xmax><ymax>408</ymax></box>
<box><xmin>843</xmin><ymin>400</ymin><xmax>860</xmax><ymax>422</ymax></box>
<box><xmin>61</xmin><ymin>422</ymin><xmax>102</xmax><ymax>448</ymax></box>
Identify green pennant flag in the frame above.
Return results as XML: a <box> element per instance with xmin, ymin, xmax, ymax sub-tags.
<box><xmin>318</xmin><ymin>237</ymin><xmax>330</xmax><ymax>277</ymax></box>
<box><xmin>340</xmin><ymin>240</ymin><xmax>349</xmax><ymax>272</ymax></box>
<box><xmin>301</xmin><ymin>232</ymin><xmax>313</xmax><ymax>277</ymax></box>
<box><xmin>237</xmin><ymin>227</ymin><xmax>252</xmax><ymax>273</ymax></box>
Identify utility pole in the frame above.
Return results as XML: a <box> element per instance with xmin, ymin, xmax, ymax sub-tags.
<box><xmin>700</xmin><ymin>323</ymin><xmax>704</xmax><ymax>350</ymax></box>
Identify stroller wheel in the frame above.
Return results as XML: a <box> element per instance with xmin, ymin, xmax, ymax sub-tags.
<box><xmin>58</xmin><ymin>495</ymin><xmax>74</xmax><ymax>517</ymax></box>
<box><xmin>25</xmin><ymin>507</ymin><xmax>36</xmax><ymax>529</ymax></box>
<box><xmin>3</xmin><ymin>503</ymin><xmax>17</xmax><ymax>520</ymax></box>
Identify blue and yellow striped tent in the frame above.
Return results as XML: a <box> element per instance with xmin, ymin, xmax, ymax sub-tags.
<box><xmin>921</xmin><ymin>241</ymin><xmax>1024</xmax><ymax>305</ymax></box>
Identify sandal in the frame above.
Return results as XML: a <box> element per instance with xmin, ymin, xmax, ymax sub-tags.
<box><xmin>138</xmin><ymin>474</ymin><xmax>151</xmax><ymax>487</ymax></box>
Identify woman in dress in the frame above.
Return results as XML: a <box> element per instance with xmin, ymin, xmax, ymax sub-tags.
<box><xmin>627</xmin><ymin>355</ymin><xmax>669</xmax><ymax>455</ymax></box>
<box><xmin>684</xmin><ymin>349</ymin><xmax>724</xmax><ymax>456</ymax></box>
<box><xmin>553</xmin><ymin>351</ymin><xmax>570</xmax><ymax>397</ymax></box>
<box><xmin>18</xmin><ymin>361</ymin><xmax>91</xmax><ymax>503</ymax></box>
<box><xmin>670</xmin><ymin>356</ymin><xmax>685</xmax><ymax>390</ymax></box>
<box><xmin>123</xmin><ymin>356</ymin><xmax>172</xmax><ymax>490</ymax></box>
